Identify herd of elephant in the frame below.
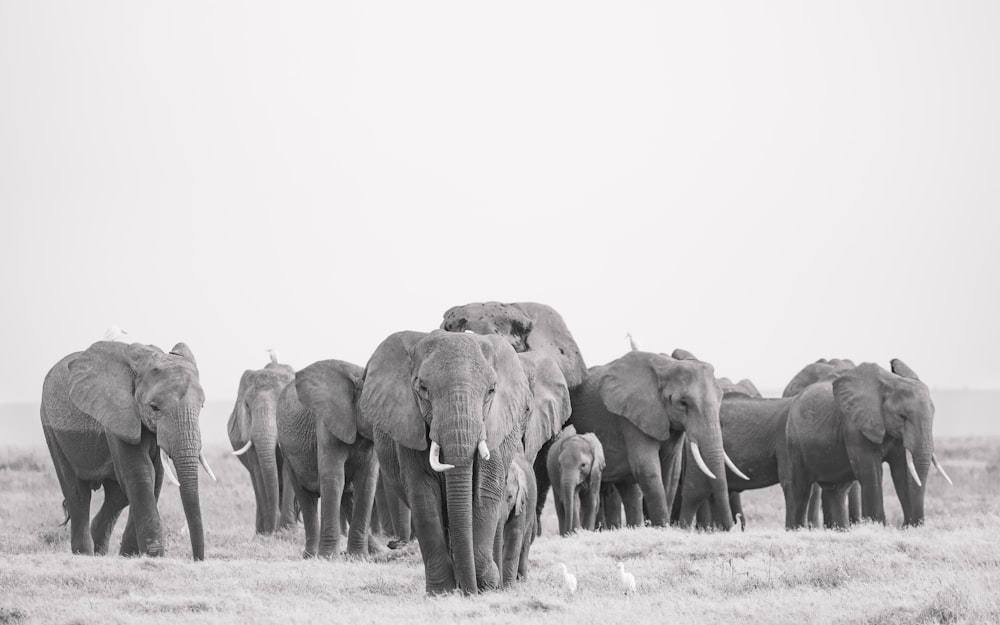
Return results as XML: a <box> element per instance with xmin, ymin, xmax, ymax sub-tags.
<box><xmin>38</xmin><ymin>301</ymin><xmax>951</xmax><ymax>595</ymax></box>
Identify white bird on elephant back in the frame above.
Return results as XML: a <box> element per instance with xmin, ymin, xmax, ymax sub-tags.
<box><xmin>103</xmin><ymin>326</ymin><xmax>129</xmax><ymax>342</ymax></box>
<box><xmin>617</xmin><ymin>561</ymin><xmax>636</xmax><ymax>595</ymax></box>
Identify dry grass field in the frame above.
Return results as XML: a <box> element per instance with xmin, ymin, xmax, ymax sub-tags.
<box><xmin>2</xmin><ymin>437</ymin><xmax>999</xmax><ymax>625</ymax></box>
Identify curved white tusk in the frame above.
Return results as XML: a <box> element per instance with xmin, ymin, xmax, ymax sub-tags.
<box><xmin>478</xmin><ymin>440</ymin><xmax>491</xmax><ymax>461</ymax></box>
<box><xmin>199</xmin><ymin>453</ymin><xmax>217</xmax><ymax>481</ymax></box>
<box><xmin>932</xmin><ymin>453</ymin><xmax>953</xmax><ymax>486</ymax></box>
<box><xmin>232</xmin><ymin>440</ymin><xmax>252</xmax><ymax>456</ymax></box>
<box><xmin>905</xmin><ymin>449</ymin><xmax>922</xmax><ymax>487</ymax></box>
<box><xmin>429</xmin><ymin>441</ymin><xmax>455</xmax><ymax>472</ymax></box>
<box><xmin>161</xmin><ymin>449</ymin><xmax>180</xmax><ymax>486</ymax></box>
<box><xmin>690</xmin><ymin>441</ymin><xmax>717</xmax><ymax>480</ymax></box>
<box><xmin>724</xmin><ymin>452</ymin><xmax>750</xmax><ymax>481</ymax></box>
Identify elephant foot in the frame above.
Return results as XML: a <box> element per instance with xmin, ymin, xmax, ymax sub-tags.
<box><xmin>387</xmin><ymin>539</ymin><xmax>409</xmax><ymax>550</ymax></box>
<box><xmin>301</xmin><ymin>550</ymin><xmax>317</xmax><ymax>559</ymax></box>
<box><xmin>367</xmin><ymin>539</ymin><xmax>387</xmax><ymax>557</ymax></box>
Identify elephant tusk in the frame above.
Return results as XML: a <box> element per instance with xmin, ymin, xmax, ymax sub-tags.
<box><xmin>905</xmin><ymin>449</ymin><xmax>922</xmax><ymax>487</ymax></box>
<box><xmin>724</xmin><ymin>452</ymin><xmax>750</xmax><ymax>481</ymax></box>
<box><xmin>429</xmin><ymin>441</ymin><xmax>455</xmax><ymax>472</ymax></box>
<box><xmin>478</xmin><ymin>440</ymin><xmax>490</xmax><ymax>461</ymax></box>
<box><xmin>160</xmin><ymin>449</ymin><xmax>180</xmax><ymax>486</ymax></box>
<box><xmin>690</xmin><ymin>441</ymin><xmax>717</xmax><ymax>480</ymax></box>
<box><xmin>932</xmin><ymin>453</ymin><xmax>954</xmax><ymax>486</ymax></box>
<box><xmin>199</xmin><ymin>452</ymin><xmax>217</xmax><ymax>481</ymax></box>
<box><xmin>232</xmin><ymin>440</ymin><xmax>252</xmax><ymax>456</ymax></box>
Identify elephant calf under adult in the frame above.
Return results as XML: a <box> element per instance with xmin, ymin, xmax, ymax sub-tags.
<box><xmin>360</xmin><ymin>330</ymin><xmax>533</xmax><ymax>595</ymax></box>
<box><xmin>41</xmin><ymin>340</ymin><xmax>213</xmax><ymax>560</ymax></box>
<box><xmin>569</xmin><ymin>351</ymin><xmax>745</xmax><ymax>530</ymax></box>
<box><xmin>277</xmin><ymin>359</ymin><xmax>379</xmax><ymax>558</ymax></box>
<box><xmin>498</xmin><ymin>452</ymin><xmax>537</xmax><ymax>587</ymax></box>
<box><xmin>783</xmin><ymin>360</ymin><xmax>950</xmax><ymax>528</ymax></box>
<box><xmin>228</xmin><ymin>352</ymin><xmax>295</xmax><ymax>535</ymax></box>
<box><xmin>547</xmin><ymin>425</ymin><xmax>605</xmax><ymax>536</ymax></box>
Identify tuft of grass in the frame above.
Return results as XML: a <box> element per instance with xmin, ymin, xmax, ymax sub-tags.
<box><xmin>0</xmin><ymin>607</ymin><xmax>26</xmax><ymax>624</ymax></box>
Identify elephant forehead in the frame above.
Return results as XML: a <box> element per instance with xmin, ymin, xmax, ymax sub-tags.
<box><xmin>247</xmin><ymin>368</ymin><xmax>295</xmax><ymax>393</ymax></box>
<box><xmin>419</xmin><ymin>335</ymin><xmax>492</xmax><ymax>381</ymax></box>
<box><xmin>140</xmin><ymin>364</ymin><xmax>204</xmax><ymax>403</ymax></box>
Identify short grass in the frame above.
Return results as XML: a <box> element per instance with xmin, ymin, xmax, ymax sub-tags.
<box><xmin>1</xmin><ymin>438</ymin><xmax>999</xmax><ymax>625</ymax></box>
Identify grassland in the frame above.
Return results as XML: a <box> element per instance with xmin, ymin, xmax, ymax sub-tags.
<box><xmin>2</xmin><ymin>438</ymin><xmax>999</xmax><ymax>625</ymax></box>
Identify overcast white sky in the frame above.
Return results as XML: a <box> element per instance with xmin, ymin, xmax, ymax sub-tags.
<box><xmin>2</xmin><ymin>2</ymin><xmax>998</xmax><ymax>403</ymax></box>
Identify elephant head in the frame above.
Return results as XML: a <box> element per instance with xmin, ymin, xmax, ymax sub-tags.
<box><xmin>359</xmin><ymin>329</ymin><xmax>530</xmax><ymax>593</ymax></box>
<box><xmin>717</xmin><ymin>377</ymin><xmax>762</xmax><ymax>398</ymax></box>
<box><xmin>516</xmin><ymin>351</ymin><xmax>571</xmax><ymax>464</ymax></box>
<box><xmin>833</xmin><ymin>361</ymin><xmax>937</xmax><ymax>525</ymax></box>
<box><xmin>440</xmin><ymin>301</ymin><xmax>587</xmax><ymax>390</ymax></box>
<box><xmin>66</xmin><ymin>340</ymin><xmax>208</xmax><ymax>560</ymax></box>
<box><xmin>594</xmin><ymin>350</ymin><xmax>738</xmax><ymax>525</ymax></box>
<box><xmin>783</xmin><ymin>358</ymin><xmax>856</xmax><ymax>397</ymax></box>
<box><xmin>228</xmin><ymin>353</ymin><xmax>295</xmax><ymax>534</ymax></box>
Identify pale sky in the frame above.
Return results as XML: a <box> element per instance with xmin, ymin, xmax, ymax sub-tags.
<box><xmin>2</xmin><ymin>2</ymin><xmax>998</xmax><ymax>402</ymax></box>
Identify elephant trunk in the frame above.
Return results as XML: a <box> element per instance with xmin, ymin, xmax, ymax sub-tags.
<box><xmin>445</xmin><ymin>465</ymin><xmax>477</xmax><ymax>594</ymax></box>
<box><xmin>905</xmin><ymin>441</ymin><xmax>933</xmax><ymax>527</ymax></box>
<box><xmin>691</xmin><ymin>425</ymin><xmax>733</xmax><ymax>531</ymax></box>
<box><xmin>559</xmin><ymin>473</ymin><xmax>578</xmax><ymax>536</ymax></box>
<box><xmin>163</xmin><ymin>405</ymin><xmax>205</xmax><ymax>560</ymax></box>
<box><xmin>251</xmin><ymin>402</ymin><xmax>281</xmax><ymax>534</ymax></box>
<box><xmin>174</xmin><ymin>453</ymin><xmax>205</xmax><ymax>560</ymax></box>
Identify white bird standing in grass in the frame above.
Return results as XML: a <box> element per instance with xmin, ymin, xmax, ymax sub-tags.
<box><xmin>559</xmin><ymin>563</ymin><xmax>577</xmax><ymax>595</ymax></box>
<box><xmin>732</xmin><ymin>512</ymin><xmax>745</xmax><ymax>532</ymax></box>
<box><xmin>617</xmin><ymin>562</ymin><xmax>636</xmax><ymax>595</ymax></box>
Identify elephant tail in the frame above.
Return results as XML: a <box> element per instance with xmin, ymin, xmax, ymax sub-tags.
<box><xmin>59</xmin><ymin>499</ymin><xmax>70</xmax><ymax>526</ymax></box>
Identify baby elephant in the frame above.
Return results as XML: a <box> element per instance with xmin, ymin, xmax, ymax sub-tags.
<box><xmin>547</xmin><ymin>426</ymin><xmax>605</xmax><ymax>536</ymax></box>
<box><xmin>500</xmin><ymin>453</ymin><xmax>537</xmax><ymax>587</ymax></box>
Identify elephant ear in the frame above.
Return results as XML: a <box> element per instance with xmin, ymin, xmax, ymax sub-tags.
<box><xmin>296</xmin><ymin>359</ymin><xmax>365</xmax><ymax>445</ymax></box>
<box><xmin>890</xmin><ymin>358</ymin><xmax>920</xmax><ymax>380</ymax></box>
<box><xmin>169</xmin><ymin>343</ymin><xmax>197</xmax><ymax>367</ymax></box>
<box><xmin>517</xmin><ymin>351</ymin><xmax>571</xmax><ymax>462</ymax></box>
<box><xmin>581</xmin><ymin>432</ymin><xmax>605</xmax><ymax>473</ymax></box>
<box><xmin>833</xmin><ymin>363</ymin><xmax>886</xmax><ymax>444</ymax></box>
<box><xmin>228</xmin><ymin>369</ymin><xmax>254</xmax><ymax>448</ymax></box>
<box><xmin>479</xmin><ymin>335</ymin><xmax>531</xmax><ymax>452</ymax></box>
<box><xmin>596</xmin><ymin>351</ymin><xmax>672</xmax><ymax>440</ymax></box>
<box><xmin>67</xmin><ymin>341</ymin><xmax>146</xmax><ymax>444</ymax></box>
<box><xmin>513</xmin><ymin>302</ymin><xmax>587</xmax><ymax>390</ymax></box>
<box><xmin>671</xmin><ymin>348</ymin><xmax>698</xmax><ymax>361</ymax></box>
<box><xmin>359</xmin><ymin>331</ymin><xmax>428</xmax><ymax>451</ymax></box>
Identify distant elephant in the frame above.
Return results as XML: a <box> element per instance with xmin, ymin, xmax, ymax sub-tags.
<box><xmin>569</xmin><ymin>350</ymin><xmax>744</xmax><ymax>529</ymax></box>
<box><xmin>782</xmin><ymin>358</ymin><xmax>859</xmax><ymax>528</ymax></box>
<box><xmin>277</xmin><ymin>359</ymin><xmax>379</xmax><ymax>558</ymax></box>
<box><xmin>783</xmin><ymin>359</ymin><xmax>948</xmax><ymax>528</ymax></box>
<box><xmin>227</xmin><ymin>351</ymin><xmax>295</xmax><ymax>534</ymax></box>
<box><xmin>441</xmin><ymin>301</ymin><xmax>581</xmax><ymax>535</ymax></box>
<box><xmin>359</xmin><ymin>330</ymin><xmax>531</xmax><ymax>595</ymax></box>
<box><xmin>671</xmin><ymin>395</ymin><xmax>795</xmax><ymax>529</ymax></box>
<box><xmin>41</xmin><ymin>340</ymin><xmax>212</xmax><ymax>560</ymax></box>
<box><xmin>718</xmin><ymin>378</ymin><xmax>762</xmax><ymax>399</ymax></box>
<box><xmin>498</xmin><ymin>452</ymin><xmax>537</xmax><ymax>587</ymax></box>
<box><xmin>547</xmin><ymin>425</ymin><xmax>605</xmax><ymax>535</ymax></box>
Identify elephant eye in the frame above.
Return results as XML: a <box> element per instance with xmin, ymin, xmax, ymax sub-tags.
<box><xmin>149</xmin><ymin>403</ymin><xmax>161</xmax><ymax>413</ymax></box>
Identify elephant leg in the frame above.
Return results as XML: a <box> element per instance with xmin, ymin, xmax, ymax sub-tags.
<box><xmin>345</xmin><ymin>446</ymin><xmax>378</xmax><ymax>557</ymax></box>
<box><xmin>580</xmin><ymin>488</ymin><xmax>600</xmax><ymax>531</ymax></box>
<box><xmin>405</xmin><ymin>470</ymin><xmax>455</xmax><ymax>594</ymax></box>
<box><xmin>494</xmin><ymin>516</ymin><xmax>506</xmax><ymax>586</ymax></box>
<box><xmin>695</xmin><ymin>500</ymin><xmax>712</xmax><ymax>530</ymax></box>
<box><xmin>279</xmin><ymin>464</ymin><xmax>298</xmax><ymax>530</ymax></box>
<box><xmin>806</xmin><ymin>483</ymin><xmax>822</xmax><ymax>528</ymax></box>
<box><xmin>373</xmin><ymin>475</ymin><xmax>390</xmax><ymax>536</ymax></box>
<box><xmin>501</xmin><ymin>513</ymin><xmax>524</xmax><ymax>589</ymax></box>
<box><xmin>821</xmin><ymin>484</ymin><xmax>850</xmax><ymax>529</ymax></box>
<box><xmin>92</xmin><ymin>479</ymin><xmax>128</xmax><ymax>555</ymax></box>
<box><xmin>532</xmin><ymin>439</ymin><xmax>553</xmax><ymax>537</ymax></box>
<box><xmin>109</xmin><ymin>436</ymin><xmax>163</xmax><ymax>557</ymax></box>
<box><xmin>317</xmin><ymin>447</ymin><xmax>347</xmax><ymax>559</ymax></box>
<box><xmin>848</xmin><ymin>482</ymin><xmax>862</xmax><ymax>524</ymax></box>
<box><xmin>624</xmin><ymin>428</ymin><xmax>668</xmax><ymax>526</ymax></box>
<box><xmin>853</xmin><ymin>460</ymin><xmax>886</xmax><ymax>524</ymax></box>
<box><xmin>782</xmin><ymin>444</ymin><xmax>813</xmax><ymax>530</ymax></box>
<box><xmin>601</xmin><ymin>483</ymin><xmax>623</xmax><ymax>529</ymax></box>
<box><xmin>43</xmin><ymin>430</ymin><xmax>94</xmax><ymax>555</ymax></box>
<box><xmin>618</xmin><ymin>482</ymin><xmax>644</xmax><ymax>527</ymax></box>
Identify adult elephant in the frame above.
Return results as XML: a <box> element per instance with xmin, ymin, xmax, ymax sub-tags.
<box><xmin>783</xmin><ymin>360</ymin><xmax>949</xmax><ymax>528</ymax></box>
<box><xmin>359</xmin><ymin>330</ymin><xmax>531</xmax><ymax>595</ymax></box>
<box><xmin>277</xmin><ymin>359</ymin><xmax>379</xmax><ymax>558</ymax></box>
<box><xmin>671</xmin><ymin>395</ymin><xmax>795</xmax><ymax>529</ymax></box>
<box><xmin>441</xmin><ymin>301</ymin><xmax>582</xmax><ymax>533</ymax></box>
<box><xmin>227</xmin><ymin>352</ymin><xmax>295</xmax><ymax>535</ymax></box>
<box><xmin>547</xmin><ymin>425</ymin><xmax>605</xmax><ymax>535</ymax></box>
<box><xmin>782</xmin><ymin>358</ymin><xmax>856</xmax><ymax>398</ymax></box>
<box><xmin>569</xmin><ymin>350</ymin><xmax>743</xmax><ymax>529</ymax></box>
<box><xmin>40</xmin><ymin>340</ymin><xmax>212</xmax><ymax>560</ymax></box>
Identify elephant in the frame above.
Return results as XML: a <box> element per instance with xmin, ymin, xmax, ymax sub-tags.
<box><xmin>276</xmin><ymin>359</ymin><xmax>380</xmax><ymax>558</ymax></box>
<box><xmin>782</xmin><ymin>358</ymin><xmax>859</xmax><ymax>527</ymax></box>
<box><xmin>498</xmin><ymin>452</ymin><xmax>537</xmax><ymax>587</ymax></box>
<box><xmin>568</xmin><ymin>350</ymin><xmax>743</xmax><ymax>530</ymax></box>
<box><xmin>372</xmin><ymin>473</ymin><xmax>412</xmax><ymax>547</ymax></box>
<box><xmin>441</xmin><ymin>301</ymin><xmax>581</xmax><ymax>534</ymax></box>
<box><xmin>359</xmin><ymin>329</ymin><xmax>532</xmax><ymax>594</ymax></box>
<box><xmin>40</xmin><ymin>340</ymin><xmax>212</xmax><ymax>560</ymax></box>
<box><xmin>718</xmin><ymin>377</ymin><xmax>762</xmax><ymax>399</ymax></box>
<box><xmin>670</xmin><ymin>394</ymin><xmax>795</xmax><ymax>529</ymax></box>
<box><xmin>783</xmin><ymin>359</ymin><xmax>949</xmax><ymax>528</ymax></box>
<box><xmin>547</xmin><ymin>425</ymin><xmax>605</xmax><ymax>536</ymax></box>
<box><xmin>227</xmin><ymin>351</ymin><xmax>295</xmax><ymax>534</ymax></box>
